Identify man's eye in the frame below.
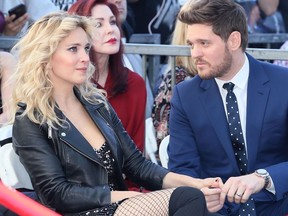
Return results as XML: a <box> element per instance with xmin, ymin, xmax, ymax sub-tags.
<box><xmin>202</xmin><ymin>41</ymin><xmax>209</xmax><ymax>47</ymax></box>
<box><xmin>187</xmin><ymin>43</ymin><xmax>194</xmax><ymax>49</ymax></box>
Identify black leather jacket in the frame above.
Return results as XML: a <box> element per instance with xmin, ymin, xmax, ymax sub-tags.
<box><xmin>12</xmin><ymin>91</ymin><xmax>168</xmax><ymax>214</ymax></box>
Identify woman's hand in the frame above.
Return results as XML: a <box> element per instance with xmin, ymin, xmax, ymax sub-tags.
<box><xmin>200</xmin><ymin>177</ymin><xmax>223</xmax><ymax>189</ymax></box>
<box><xmin>200</xmin><ymin>177</ymin><xmax>223</xmax><ymax>212</ymax></box>
<box><xmin>162</xmin><ymin>172</ymin><xmax>222</xmax><ymax>190</ymax></box>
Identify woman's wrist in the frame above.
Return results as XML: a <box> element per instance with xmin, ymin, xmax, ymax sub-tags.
<box><xmin>192</xmin><ymin>178</ymin><xmax>204</xmax><ymax>189</ymax></box>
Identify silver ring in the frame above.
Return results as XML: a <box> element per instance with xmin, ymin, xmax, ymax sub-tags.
<box><xmin>236</xmin><ymin>193</ymin><xmax>242</xmax><ymax>197</ymax></box>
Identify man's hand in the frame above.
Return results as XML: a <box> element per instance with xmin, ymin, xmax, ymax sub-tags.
<box><xmin>220</xmin><ymin>173</ymin><xmax>265</xmax><ymax>205</ymax></box>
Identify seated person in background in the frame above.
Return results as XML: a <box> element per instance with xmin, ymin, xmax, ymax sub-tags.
<box><xmin>127</xmin><ymin>0</ymin><xmax>180</xmax><ymax>45</ymax></box>
<box><xmin>236</xmin><ymin>0</ymin><xmax>286</xmax><ymax>34</ymax></box>
<box><xmin>0</xmin><ymin>51</ymin><xmax>15</xmax><ymax>126</ymax></box>
<box><xmin>107</xmin><ymin>0</ymin><xmax>154</xmax><ymax>119</ymax></box>
<box><xmin>50</xmin><ymin>0</ymin><xmax>77</xmax><ymax>11</ymax></box>
<box><xmin>152</xmin><ymin>17</ymin><xmax>197</xmax><ymax>147</ymax></box>
<box><xmin>278</xmin><ymin>0</ymin><xmax>288</xmax><ymax>31</ymax></box>
<box><xmin>106</xmin><ymin>0</ymin><xmax>133</xmax><ymax>42</ymax></box>
<box><xmin>168</xmin><ymin>0</ymin><xmax>288</xmax><ymax>215</ymax></box>
<box><xmin>0</xmin><ymin>0</ymin><xmax>59</xmax><ymax>36</ymax></box>
<box><xmin>0</xmin><ymin>51</ymin><xmax>37</xmax><ymax>216</ymax></box>
<box><xmin>239</xmin><ymin>0</ymin><xmax>285</xmax><ymax>49</ymax></box>
<box><xmin>0</xmin><ymin>10</ymin><xmax>28</xmax><ymax>36</ymax></box>
<box><xmin>11</xmin><ymin>11</ymin><xmax>222</xmax><ymax>215</ymax></box>
<box><xmin>68</xmin><ymin>0</ymin><xmax>146</xmax><ymax>153</ymax></box>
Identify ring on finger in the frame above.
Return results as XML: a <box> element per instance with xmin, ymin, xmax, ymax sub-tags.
<box><xmin>235</xmin><ymin>193</ymin><xmax>242</xmax><ymax>197</ymax></box>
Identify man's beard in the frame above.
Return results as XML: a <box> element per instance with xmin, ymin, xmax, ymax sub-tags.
<box><xmin>198</xmin><ymin>46</ymin><xmax>232</xmax><ymax>80</ymax></box>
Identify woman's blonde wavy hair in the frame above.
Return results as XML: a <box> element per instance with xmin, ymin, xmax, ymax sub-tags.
<box><xmin>167</xmin><ymin>0</ymin><xmax>198</xmax><ymax>76</ymax></box>
<box><xmin>171</xmin><ymin>19</ymin><xmax>197</xmax><ymax>75</ymax></box>
<box><xmin>10</xmin><ymin>11</ymin><xmax>107</xmax><ymax>127</ymax></box>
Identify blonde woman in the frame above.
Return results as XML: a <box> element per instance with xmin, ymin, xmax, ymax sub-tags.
<box><xmin>152</xmin><ymin>17</ymin><xmax>197</xmax><ymax>146</ymax></box>
<box><xmin>11</xmin><ymin>12</ymin><xmax>222</xmax><ymax>215</ymax></box>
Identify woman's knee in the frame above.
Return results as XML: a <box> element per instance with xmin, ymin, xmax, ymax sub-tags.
<box><xmin>169</xmin><ymin>186</ymin><xmax>207</xmax><ymax>216</ymax></box>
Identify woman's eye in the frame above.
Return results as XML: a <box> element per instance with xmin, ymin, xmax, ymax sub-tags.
<box><xmin>110</xmin><ymin>20</ymin><xmax>116</xmax><ymax>25</ymax></box>
<box><xmin>68</xmin><ymin>47</ymin><xmax>77</xmax><ymax>52</ymax></box>
<box><xmin>95</xmin><ymin>22</ymin><xmax>101</xmax><ymax>28</ymax></box>
<box><xmin>85</xmin><ymin>46</ymin><xmax>91</xmax><ymax>53</ymax></box>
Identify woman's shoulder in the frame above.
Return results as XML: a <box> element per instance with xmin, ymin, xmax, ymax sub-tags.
<box><xmin>126</xmin><ymin>68</ymin><xmax>146</xmax><ymax>86</ymax></box>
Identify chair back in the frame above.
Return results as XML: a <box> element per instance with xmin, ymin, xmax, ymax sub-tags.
<box><xmin>0</xmin><ymin>125</ymin><xmax>33</xmax><ymax>190</ymax></box>
<box><xmin>0</xmin><ymin>125</ymin><xmax>12</xmax><ymax>146</ymax></box>
<box><xmin>159</xmin><ymin>135</ymin><xmax>170</xmax><ymax>168</ymax></box>
<box><xmin>145</xmin><ymin>117</ymin><xmax>158</xmax><ymax>164</ymax></box>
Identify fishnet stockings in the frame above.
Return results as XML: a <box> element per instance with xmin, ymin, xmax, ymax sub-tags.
<box><xmin>114</xmin><ymin>188</ymin><xmax>174</xmax><ymax>216</ymax></box>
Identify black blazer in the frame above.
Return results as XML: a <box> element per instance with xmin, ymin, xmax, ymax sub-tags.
<box><xmin>12</xmin><ymin>90</ymin><xmax>168</xmax><ymax>214</ymax></box>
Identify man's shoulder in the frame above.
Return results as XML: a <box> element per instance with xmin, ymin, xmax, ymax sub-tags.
<box><xmin>257</xmin><ymin>59</ymin><xmax>288</xmax><ymax>75</ymax></box>
<box><xmin>176</xmin><ymin>75</ymin><xmax>201</xmax><ymax>89</ymax></box>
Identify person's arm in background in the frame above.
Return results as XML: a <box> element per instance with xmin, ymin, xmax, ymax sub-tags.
<box><xmin>257</xmin><ymin>0</ymin><xmax>279</xmax><ymax>16</ymax></box>
<box><xmin>248</xmin><ymin>0</ymin><xmax>279</xmax><ymax>33</ymax></box>
<box><xmin>0</xmin><ymin>11</ymin><xmax>5</xmax><ymax>33</ymax></box>
<box><xmin>0</xmin><ymin>10</ymin><xmax>28</xmax><ymax>36</ymax></box>
<box><xmin>0</xmin><ymin>52</ymin><xmax>16</xmax><ymax>125</ymax></box>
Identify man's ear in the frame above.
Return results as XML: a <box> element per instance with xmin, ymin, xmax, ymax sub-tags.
<box><xmin>228</xmin><ymin>31</ymin><xmax>241</xmax><ymax>51</ymax></box>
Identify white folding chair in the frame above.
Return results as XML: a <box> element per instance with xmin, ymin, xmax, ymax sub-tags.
<box><xmin>0</xmin><ymin>125</ymin><xmax>33</xmax><ymax>190</ymax></box>
<box><xmin>145</xmin><ymin>117</ymin><xmax>158</xmax><ymax>164</ymax></box>
<box><xmin>159</xmin><ymin>135</ymin><xmax>170</xmax><ymax>168</ymax></box>
<box><xmin>0</xmin><ymin>125</ymin><xmax>12</xmax><ymax>146</ymax></box>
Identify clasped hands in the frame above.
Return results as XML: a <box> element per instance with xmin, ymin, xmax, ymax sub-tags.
<box><xmin>200</xmin><ymin>173</ymin><xmax>265</xmax><ymax>212</ymax></box>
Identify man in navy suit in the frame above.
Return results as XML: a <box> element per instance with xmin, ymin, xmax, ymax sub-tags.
<box><xmin>168</xmin><ymin>0</ymin><xmax>288</xmax><ymax>215</ymax></box>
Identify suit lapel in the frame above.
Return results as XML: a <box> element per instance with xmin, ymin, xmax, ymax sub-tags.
<box><xmin>246</xmin><ymin>55</ymin><xmax>270</xmax><ymax>172</ymax></box>
<box><xmin>198</xmin><ymin>55</ymin><xmax>270</xmax><ymax>174</ymax></box>
<box><xmin>199</xmin><ymin>79</ymin><xmax>240</xmax><ymax>172</ymax></box>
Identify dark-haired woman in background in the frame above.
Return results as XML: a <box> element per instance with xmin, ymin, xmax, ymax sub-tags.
<box><xmin>69</xmin><ymin>0</ymin><xmax>146</xmax><ymax>154</ymax></box>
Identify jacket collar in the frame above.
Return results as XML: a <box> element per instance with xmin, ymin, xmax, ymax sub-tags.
<box><xmin>57</xmin><ymin>87</ymin><xmax>121</xmax><ymax>166</ymax></box>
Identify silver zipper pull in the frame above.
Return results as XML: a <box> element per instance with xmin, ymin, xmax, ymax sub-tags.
<box><xmin>47</xmin><ymin>120</ymin><xmax>52</xmax><ymax>139</ymax></box>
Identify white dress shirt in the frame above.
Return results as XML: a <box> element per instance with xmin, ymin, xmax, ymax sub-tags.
<box><xmin>215</xmin><ymin>54</ymin><xmax>249</xmax><ymax>153</ymax></box>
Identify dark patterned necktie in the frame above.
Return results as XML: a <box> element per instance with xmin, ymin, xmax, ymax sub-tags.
<box><xmin>223</xmin><ymin>82</ymin><xmax>256</xmax><ymax>216</ymax></box>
